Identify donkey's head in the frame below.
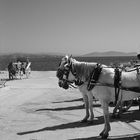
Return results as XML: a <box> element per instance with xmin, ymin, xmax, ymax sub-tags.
<box><xmin>56</xmin><ymin>55</ymin><xmax>76</xmax><ymax>89</ymax></box>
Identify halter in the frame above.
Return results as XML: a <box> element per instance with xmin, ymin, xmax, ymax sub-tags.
<box><xmin>56</xmin><ymin>60</ymin><xmax>83</xmax><ymax>89</ymax></box>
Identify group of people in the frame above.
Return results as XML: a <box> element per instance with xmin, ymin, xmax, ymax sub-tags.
<box><xmin>8</xmin><ymin>57</ymin><xmax>31</xmax><ymax>80</ymax></box>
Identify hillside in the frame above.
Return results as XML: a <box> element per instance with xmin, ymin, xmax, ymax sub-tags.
<box><xmin>83</xmin><ymin>51</ymin><xmax>137</xmax><ymax>57</ymax></box>
<box><xmin>0</xmin><ymin>53</ymin><xmax>137</xmax><ymax>71</ymax></box>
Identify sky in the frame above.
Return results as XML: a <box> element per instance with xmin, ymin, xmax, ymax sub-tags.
<box><xmin>0</xmin><ymin>0</ymin><xmax>140</xmax><ymax>55</ymax></box>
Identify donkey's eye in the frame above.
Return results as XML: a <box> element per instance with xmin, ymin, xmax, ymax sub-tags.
<box><xmin>64</xmin><ymin>64</ymin><xmax>70</xmax><ymax>69</ymax></box>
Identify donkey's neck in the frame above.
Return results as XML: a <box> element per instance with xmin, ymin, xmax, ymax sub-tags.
<box><xmin>73</xmin><ymin>61</ymin><xmax>96</xmax><ymax>82</ymax></box>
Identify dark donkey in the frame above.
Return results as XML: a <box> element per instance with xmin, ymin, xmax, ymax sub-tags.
<box><xmin>8</xmin><ymin>62</ymin><xmax>17</xmax><ymax>80</ymax></box>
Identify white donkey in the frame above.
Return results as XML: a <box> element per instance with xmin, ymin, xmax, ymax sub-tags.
<box><xmin>56</xmin><ymin>55</ymin><xmax>140</xmax><ymax>139</ymax></box>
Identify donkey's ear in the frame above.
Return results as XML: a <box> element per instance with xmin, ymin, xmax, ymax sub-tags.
<box><xmin>64</xmin><ymin>55</ymin><xmax>69</xmax><ymax>61</ymax></box>
<box><xmin>68</xmin><ymin>54</ymin><xmax>72</xmax><ymax>61</ymax></box>
<box><xmin>67</xmin><ymin>54</ymin><xmax>72</xmax><ymax>64</ymax></box>
<box><xmin>69</xmin><ymin>54</ymin><xmax>72</xmax><ymax>58</ymax></box>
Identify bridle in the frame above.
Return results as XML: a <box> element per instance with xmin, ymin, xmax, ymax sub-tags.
<box><xmin>57</xmin><ymin>58</ymin><xmax>103</xmax><ymax>91</ymax></box>
<box><xmin>56</xmin><ymin>59</ymin><xmax>80</xmax><ymax>89</ymax></box>
<box><xmin>57</xmin><ymin>60</ymin><xmax>73</xmax><ymax>89</ymax></box>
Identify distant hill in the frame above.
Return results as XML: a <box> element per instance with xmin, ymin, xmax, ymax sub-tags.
<box><xmin>0</xmin><ymin>53</ymin><xmax>137</xmax><ymax>70</ymax></box>
<box><xmin>0</xmin><ymin>52</ymin><xmax>64</xmax><ymax>57</ymax></box>
<box><xmin>83</xmin><ymin>51</ymin><xmax>137</xmax><ymax>57</ymax></box>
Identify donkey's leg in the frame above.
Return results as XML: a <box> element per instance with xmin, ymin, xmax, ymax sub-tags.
<box><xmin>81</xmin><ymin>94</ymin><xmax>89</xmax><ymax>123</ymax></box>
<box><xmin>112</xmin><ymin>91</ymin><xmax>123</xmax><ymax>118</ymax></box>
<box><xmin>9</xmin><ymin>72</ymin><xmax>11</xmax><ymax>80</ymax></box>
<box><xmin>87</xmin><ymin>93</ymin><xmax>94</xmax><ymax>122</ymax></box>
<box><xmin>112</xmin><ymin>100</ymin><xmax>121</xmax><ymax>118</ymax></box>
<box><xmin>100</xmin><ymin>101</ymin><xmax>110</xmax><ymax>139</ymax></box>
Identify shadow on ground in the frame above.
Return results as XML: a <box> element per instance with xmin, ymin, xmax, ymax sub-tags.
<box><xmin>52</xmin><ymin>98</ymin><xmax>83</xmax><ymax>103</ymax></box>
<box><xmin>17</xmin><ymin>117</ymin><xmax>104</xmax><ymax>136</ymax></box>
<box><xmin>35</xmin><ymin>103</ymin><xmax>101</xmax><ymax>112</ymax></box>
<box><xmin>17</xmin><ymin>109</ymin><xmax>140</xmax><ymax>139</ymax></box>
<box><xmin>35</xmin><ymin>104</ymin><xmax>85</xmax><ymax>111</ymax></box>
<box><xmin>52</xmin><ymin>98</ymin><xmax>99</xmax><ymax>104</ymax></box>
<box><xmin>69</xmin><ymin>133</ymin><xmax>140</xmax><ymax>140</ymax></box>
<box><xmin>35</xmin><ymin>97</ymin><xmax>100</xmax><ymax>112</ymax></box>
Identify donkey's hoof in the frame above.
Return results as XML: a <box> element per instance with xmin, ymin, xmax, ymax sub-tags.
<box><xmin>80</xmin><ymin>119</ymin><xmax>88</xmax><ymax>123</ymax></box>
<box><xmin>99</xmin><ymin>131</ymin><xmax>109</xmax><ymax>139</ymax></box>
<box><xmin>101</xmin><ymin>133</ymin><xmax>109</xmax><ymax>139</ymax></box>
<box><xmin>99</xmin><ymin>131</ymin><xmax>104</xmax><ymax>137</ymax></box>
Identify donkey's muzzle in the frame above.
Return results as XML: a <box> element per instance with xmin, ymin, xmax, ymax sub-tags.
<box><xmin>56</xmin><ymin>69</ymin><xmax>64</xmax><ymax>80</ymax></box>
<box><xmin>58</xmin><ymin>80</ymin><xmax>69</xmax><ymax>89</ymax></box>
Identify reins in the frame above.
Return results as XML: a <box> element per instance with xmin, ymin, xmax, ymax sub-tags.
<box><xmin>68</xmin><ymin>80</ymin><xmax>140</xmax><ymax>93</ymax></box>
<box><xmin>63</xmin><ymin>79</ymin><xmax>77</xmax><ymax>88</ymax></box>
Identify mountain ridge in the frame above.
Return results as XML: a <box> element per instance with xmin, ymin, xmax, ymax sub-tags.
<box><xmin>0</xmin><ymin>51</ymin><xmax>138</xmax><ymax>57</ymax></box>
<box><xmin>83</xmin><ymin>51</ymin><xmax>137</xmax><ymax>57</ymax></box>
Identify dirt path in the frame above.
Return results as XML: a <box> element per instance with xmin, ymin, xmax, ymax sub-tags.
<box><xmin>0</xmin><ymin>71</ymin><xmax>140</xmax><ymax>140</ymax></box>
<box><xmin>0</xmin><ymin>71</ymin><xmax>84</xmax><ymax>140</ymax></box>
